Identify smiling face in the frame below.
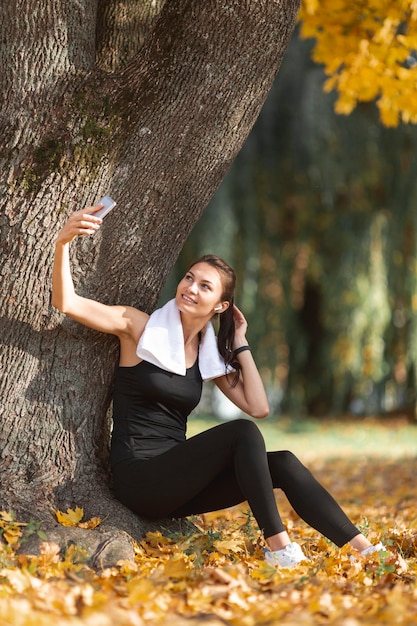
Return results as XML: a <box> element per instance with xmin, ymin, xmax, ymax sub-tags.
<box><xmin>175</xmin><ymin>262</ymin><xmax>229</xmax><ymax>319</ymax></box>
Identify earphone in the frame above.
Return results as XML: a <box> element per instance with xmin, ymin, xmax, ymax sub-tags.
<box><xmin>214</xmin><ymin>305</ymin><xmax>222</xmax><ymax>311</ymax></box>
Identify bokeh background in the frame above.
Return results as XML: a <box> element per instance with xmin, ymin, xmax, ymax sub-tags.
<box><xmin>161</xmin><ymin>29</ymin><xmax>417</xmax><ymax>420</ymax></box>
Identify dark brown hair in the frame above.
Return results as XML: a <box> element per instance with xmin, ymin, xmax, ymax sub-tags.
<box><xmin>189</xmin><ymin>254</ymin><xmax>241</xmax><ymax>386</ymax></box>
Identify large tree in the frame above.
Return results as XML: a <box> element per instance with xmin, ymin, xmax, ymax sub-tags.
<box><xmin>0</xmin><ymin>0</ymin><xmax>300</xmax><ymax>563</ymax></box>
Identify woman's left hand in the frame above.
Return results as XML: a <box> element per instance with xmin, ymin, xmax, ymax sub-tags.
<box><xmin>215</xmin><ymin>304</ymin><xmax>269</xmax><ymax>418</ymax></box>
<box><xmin>232</xmin><ymin>304</ymin><xmax>248</xmax><ymax>348</ymax></box>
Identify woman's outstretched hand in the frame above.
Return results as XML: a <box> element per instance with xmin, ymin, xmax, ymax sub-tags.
<box><xmin>56</xmin><ymin>206</ymin><xmax>103</xmax><ymax>245</ymax></box>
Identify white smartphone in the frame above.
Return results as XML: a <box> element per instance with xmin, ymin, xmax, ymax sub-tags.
<box><xmin>90</xmin><ymin>195</ymin><xmax>116</xmax><ymax>219</ymax></box>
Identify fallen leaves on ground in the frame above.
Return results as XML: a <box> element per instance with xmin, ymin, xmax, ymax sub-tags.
<box><xmin>55</xmin><ymin>507</ymin><xmax>102</xmax><ymax>530</ymax></box>
<box><xmin>0</xmin><ymin>456</ymin><xmax>416</xmax><ymax>625</ymax></box>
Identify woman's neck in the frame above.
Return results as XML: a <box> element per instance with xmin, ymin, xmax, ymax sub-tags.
<box><xmin>180</xmin><ymin>313</ymin><xmax>209</xmax><ymax>347</ymax></box>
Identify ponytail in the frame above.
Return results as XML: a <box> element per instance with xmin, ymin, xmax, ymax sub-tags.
<box><xmin>217</xmin><ymin>296</ymin><xmax>241</xmax><ymax>387</ymax></box>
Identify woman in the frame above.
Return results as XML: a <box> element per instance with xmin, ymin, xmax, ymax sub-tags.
<box><xmin>52</xmin><ymin>204</ymin><xmax>386</xmax><ymax>569</ymax></box>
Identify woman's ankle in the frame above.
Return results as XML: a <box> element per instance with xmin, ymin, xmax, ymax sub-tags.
<box><xmin>265</xmin><ymin>531</ymin><xmax>291</xmax><ymax>552</ymax></box>
<box><xmin>349</xmin><ymin>533</ymin><xmax>372</xmax><ymax>553</ymax></box>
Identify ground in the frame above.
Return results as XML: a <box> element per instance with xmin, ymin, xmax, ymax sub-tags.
<box><xmin>0</xmin><ymin>416</ymin><xmax>416</xmax><ymax>625</ymax></box>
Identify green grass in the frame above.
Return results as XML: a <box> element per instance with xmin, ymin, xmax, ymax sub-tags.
<box><xmin>187</xmin><ymin>414</ymin><xmax>417</xmax><ymax>461</ymax></box>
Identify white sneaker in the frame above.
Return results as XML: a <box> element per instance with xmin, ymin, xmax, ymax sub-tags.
<box><xmin>264</xmin><ymin>542</ymin><xmax>307</xmax><ymax>568</ymax></box>
<box><xmin>361</xmin><ymin>541</ymin><xmax>385</xmax><ymax>556</ymax></box>
<box><xmin>360</xmin><ymin>542</ymin><xmax>408</xmax><ymax>572</ymax></box>
<box><xmin>349</xmin><ymin>541</ymin><xmax>386</xmax><ymax>563</ymax></box>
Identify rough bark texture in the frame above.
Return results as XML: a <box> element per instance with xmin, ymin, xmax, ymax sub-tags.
<box><xmin>0</xmin><ymin>0</ymin><xmax>300</xmax><ymax>563</ymax></box>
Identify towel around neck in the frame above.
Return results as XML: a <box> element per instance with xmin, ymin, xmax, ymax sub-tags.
<box><xmin>136</xmin><ymin>299</ymin><xmax>230</xmax><ymax>381</ymax></box>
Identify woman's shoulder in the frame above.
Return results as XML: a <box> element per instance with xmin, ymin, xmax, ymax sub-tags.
<box><xmin>118</xmin><ymin>307</ymin><xmax>150</xmax><ymax>365</ymax></box>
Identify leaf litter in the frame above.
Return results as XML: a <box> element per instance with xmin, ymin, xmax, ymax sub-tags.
<box><xmin>0</xmin><ymin>457</ymin><xmax>416</xmax><ymax>625</ymax></box>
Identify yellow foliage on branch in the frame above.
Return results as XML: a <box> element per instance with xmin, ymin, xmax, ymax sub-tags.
<box><xmin>298</xmin><ymin>0</ymin><xmax>417</xmax><ymax>126</ymax></box>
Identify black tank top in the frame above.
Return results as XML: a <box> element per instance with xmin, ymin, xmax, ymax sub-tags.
<box><xmin>111</xmin><ymin>359</ymin><xmax>203</xmax><ymax>463</ymax></box>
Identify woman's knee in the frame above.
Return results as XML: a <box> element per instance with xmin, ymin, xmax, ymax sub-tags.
<box><xmin>222</xmin><ymin>418</ymin><xmax>265</xmax><ymax>449</ymax></box>
<box><xmin>236</xmin><ymin>418</ymin><xmax>263</xmax><ymax>439</ymax></box>
<box><xmin>268</xmin><ymin>450</ymin><xmax>306</xmax><ymax>484</ymax></box>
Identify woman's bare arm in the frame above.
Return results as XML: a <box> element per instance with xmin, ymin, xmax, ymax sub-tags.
<box><xmin>214</xmin><ymin>305</ymin><xmax>269</xmax><ymax>419</ymax></box>
<box><xmin>52</xmin><ymin>207</ymin><xmax>148</xmax><ymax>343</ymax></box>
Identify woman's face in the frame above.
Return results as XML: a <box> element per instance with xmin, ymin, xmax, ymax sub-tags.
<box><xmin>175</xmin><ymin>262</ymin><xmax>228</xmax><ymax>318</ymax></box>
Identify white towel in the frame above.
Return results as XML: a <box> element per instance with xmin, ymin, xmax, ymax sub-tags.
<box><xmin>136</xmin><ymin>299</ymin><xmax>229</xmax><ymax>381</ymax></box>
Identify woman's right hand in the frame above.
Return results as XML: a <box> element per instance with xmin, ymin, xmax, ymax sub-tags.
<box><xmin>56</xmin><ymin>206</ymin><xmax>104</xmax><ymax>245</ymax></box>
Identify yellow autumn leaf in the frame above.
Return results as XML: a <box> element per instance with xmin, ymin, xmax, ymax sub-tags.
<box><xmin>55</xmin><ymin>507</ymin><xmax>102</xmax><ymax>530</ymax></box>
<box><xmin>39</xmin><ymin>541</ymin><xmax>61</xmax><ymax>565</ymax></box>
<box><xmin>78</xmin><ymin>517</ymin><xmax>102</xmax><ymax>530</ymax></box>
<box><xmin>127</xmin><ymin>577</ymin><xmax>158</xmax><ymax>604</ymax></box>
<box><xmin>214</xmin><ymin>537</ymin><xmax>244</xmax><ymax>555</ymax></box>
<box><xmin>3</xmin><ymin>527</ymin><xmax>23</xmax><ymax>546</ymax></box>
<box><xmin>142</xmin><ymin>531</ymin><xmax>175</xmax><ymax>553</ymax></box>
<box><xmin>55</xmin><ymin>506</ymin><xmax>84</xmax><ymax>527</ymax></box>
<box><xmin>0</xmin><ymin>511</ymin><xmax>15</xmax><ymax>523</ymax></box>
<box><xmin>250</xmin><ymin>567</ymin><xmax>276</xmax><ymax>583</ymax></box>
<box><xmin>163</xmin><ymin>555</ymin><xmax>193</xmax><ymax>579</ymax></box>
<box><xmin>378</xmin><ymin>101</ymin><xmax>400</xmax><ymax>127</ymax></box>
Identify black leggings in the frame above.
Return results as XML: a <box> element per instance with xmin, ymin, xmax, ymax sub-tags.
<box><xmin>112</xmin><ymin>419</ymin><xmax>360</xmax><ymax>546</ymax></box>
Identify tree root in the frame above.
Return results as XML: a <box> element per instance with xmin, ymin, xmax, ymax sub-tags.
<box><xmin>18</xmin><ymin>517</ymin><xmax>199</xmax><ymax>569</ymax></box>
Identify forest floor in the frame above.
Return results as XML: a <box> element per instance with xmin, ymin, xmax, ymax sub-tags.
<box><xmin>0</xmin><ymin>416</ymin><xmax>416</xmax><ymax>625</ymax></box>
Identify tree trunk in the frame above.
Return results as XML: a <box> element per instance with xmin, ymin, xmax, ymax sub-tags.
<box><xmin>0</xmin><ymin>0</ymin><xmax>300</xmax><ymax>563</ymax></box>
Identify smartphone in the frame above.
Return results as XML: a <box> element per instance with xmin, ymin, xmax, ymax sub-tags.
<box><xmin>90</xmin><ymin>195</ymin><xmax>116</xmax><ymax>219</ymax></box>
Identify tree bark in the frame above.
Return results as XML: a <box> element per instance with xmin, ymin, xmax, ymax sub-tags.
<box><xmin>0</xmin><ymin>0</ymin><xmax>300</xmax><ymax>563</ymax></box>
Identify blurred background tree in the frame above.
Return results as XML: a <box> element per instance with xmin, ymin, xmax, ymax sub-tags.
<box><xmin>162</xmin><ymin>5</ymin><xmax>417</xmax><ymax>419</ymax></box>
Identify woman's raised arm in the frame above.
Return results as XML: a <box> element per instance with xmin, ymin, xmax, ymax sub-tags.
<box><xmin>51</xmin><ymin>207</ymin><xmax>147</xmax><ymax>342</ymax></box>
